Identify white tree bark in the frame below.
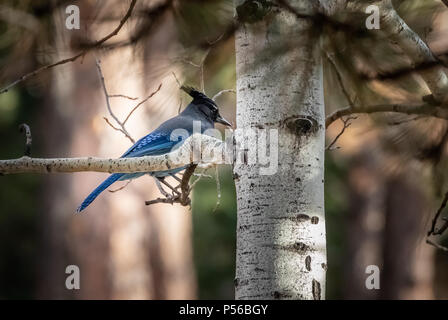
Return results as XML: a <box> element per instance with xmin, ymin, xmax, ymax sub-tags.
<box><xmin>234</xmin><ymin>0</ymin><xmax>327</xmax><ymax>299</ymax></box>
<box><xmin>0</xmin><ymin>134</ymin><xmax>225</xmax><ymax>174</ymax></box>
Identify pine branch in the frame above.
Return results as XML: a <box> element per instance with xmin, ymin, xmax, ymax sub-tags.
<box><xmin>0</xmin><ymin>0</ymin><xmax>137</xmax><ymax>95</ymax></box>
<box><xmin>326</xmin><ymin>102</ymin><xmax>448</xmax><ymax>128</ymax></box>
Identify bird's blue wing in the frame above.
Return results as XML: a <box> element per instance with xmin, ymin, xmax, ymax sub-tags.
<box><xmin>77</xmin><ymin>130</ymin><xmax>188</xmax><ymax>212</ymax></box>
<box><xmin>121</xmin><ymin>131</ymin><xmax>181</xmax><ymax>158</ymax></box>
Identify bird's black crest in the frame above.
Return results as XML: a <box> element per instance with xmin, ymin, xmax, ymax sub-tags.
<box><xmin>181</xmin><ymin>85</ymin><xmax>218</xmax><ymax>111</ymax></box>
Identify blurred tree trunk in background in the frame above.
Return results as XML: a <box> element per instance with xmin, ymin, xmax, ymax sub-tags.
<box><xmin>37</xmin><ymin>0</ymin><xmax>195</xmax><ymax>299</ymax></box>
<box><xmin>234</xmin><ymin>1</ymin><xmax>327</xmax><ymax>299</ymax></box>
<box><xmin>343</xmin><ymin>149</ymin><xmax>385</xmax><ymax>300</ymax></box>
<box><xmin>381</xmin><ymin>176</ymin><xmax>434</xmax><ymax>299</ymax></box>
<box><xmin>343</xmin><ymin>145</ymin><xmax>435</xmax><ymax>299</ymax></box>
<box><xmin>37</xmin><ymin>2</ymin><xmax>111</xmax><ymax>299</ymax></box>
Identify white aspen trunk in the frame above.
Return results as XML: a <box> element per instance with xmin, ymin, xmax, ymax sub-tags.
<box><xmin>234</xmin><ymin>1</ymin><xmax>327</xmax><ymax>299</ymax></box>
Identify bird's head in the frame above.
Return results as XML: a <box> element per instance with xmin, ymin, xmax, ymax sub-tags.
<box><xmin>181</xmin><ymin>86</ymin><xmax>232</xmax><ymax>127</ymax></box>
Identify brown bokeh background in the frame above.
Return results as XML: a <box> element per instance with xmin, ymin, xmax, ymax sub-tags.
<box><xmin>0</xmin><ymin>0</ymin><xmax>447</xmax><ymax>299</ymax></box>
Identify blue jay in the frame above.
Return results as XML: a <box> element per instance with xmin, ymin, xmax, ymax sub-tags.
<box><xmin>76</xmin><ymin>87</ymin><xmax>231</xmax><ymax>212</ymax></box>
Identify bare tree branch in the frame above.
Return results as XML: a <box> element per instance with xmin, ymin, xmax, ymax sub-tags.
<box><xmin>179</xmin><ymin>31</ymin><xmax>227</xmax><ymax>94</ymax></box>
<box><xmin>326</xmin><ymin>53</ymin><xmax>355</xmax><ymax>109</ymax></box>
<box><xmin>108</xmin><ymin>180</ymin><xmax>131</xmax><ymax>193</ymax></box>
<box><xmin>154</xmin><ymin>178</ymin><xmax>171</xmax><ymax>198</ymax></box>
<box><xmin>145</xmin><ymin>196</ymin><xmax>181</xmax><ymax>206</ymax></box>
<box><xmin>96</xmin><ymin>59</ymin><xmax>135</xmax><ymax>143</ymax></box>
<box><xmin>178</xmin><ymin>98</ymin><xmax>183</xmax><ymax>114</ymax></box>
<box><xmin>386</xmin><ymin>115</ymin><xmax>423</xmax><ymax>126</ymax></box>
<box><xmin>0</xmin><ymin>0</ymin><xmax>137</xmax><ymax>95</ymax></box>
<box><xmin>172</xmin><ymin>71</ymin><xmax>183</xmax><ymax>88</ymax></box>
<box><xmin>18</xmin><ymin>123</ymin><xmax>32</xmax><ymax>157</ymax></box>
<box><xmin>158</xmin><ymin>178</ymin><xmax>181</xmax><ymax>196</ymax></box>
<box><xmin>180</xmin><ymin>49</ymin><xmax>210</xmax><ymax>93</ymax></box>
<box><xmin>360</xmin><ymin>59</ymin><xmax>448</xmax><ymax>83</ymax></box>
<box><xmin>93</xmin><ymin>0</ymin><xmax>174</xmax><ymax>50</ymax></box>
<box><xmin>326</xmin><ymin>116</ymin><xmax>357</xmax><ymax>150</ymax></box>
<box><xmin>442</xmin><ymin>0</ymin><xmax>448</xmax><ymax>8</ymax></box>
<box><xmin>212</xmin><ymin>166</ymin><xmax>221</xmax><ymax>213</ymax></box>
<box><xmin>199</xmin><ymin>49</ymin><xmax>210</xmax><ymax>93</ymax></box>
<box><xmin>212</xmin><ymin>89</ymin><xmax>236</xmax><ymax>101</ymax></box>
<box><xmin>193</xmin><ymin>172</ymin><xmax>212</xmax><ymax>179</ymax></box>
<box><xmin>426</xmin><ymin>239</ymin><xmax>448</xmax><ymax>252</ymax></box>
<box><xmin>428</xmin><ymin>191</ymin><xmax>448</xmax><ymax>236</ymax></box>
<box><xmin>435</xmin><ymin>219</ymin><xmax>448</xmax><ymax>237</ymax></box>
<box><xmin>190</xmin><ymin>169</ymin><xmax>211</xmax><ymax>189</ymax></box>
<box><xmin>145</xmin><ymin>164</ymin><xmax>198</xmax><ymax>207</ymax></box>
<box><xmin>122</xmin><ymin>83</ymin><xmax>162</xmax><ymax>125</ymax></box>
<box><xmin>326</xmin><ymin>102</ymin><xmax>448</xmax><ymax>128</ymax></box>
<box><xmin>96</xmin><ymin>59</ymin><xmax>162</xmax><ymax>143</ymax></box>
<box><xmin>179</xmin><ymin>165</ymin><xmax>197</xmax><ymax>205</ymax></box>
<box><xmin>0</xmin><ymin>134</ymin><xmax>226</xmax><ymax>175</ymax></box>
<box><xmin>109</xmin><ymin>94</ymin><xmax>138</xmax><ymax>100</ymax></box>
<box><xmin>103</xmin><ymin>117</ymin><xmax>125</xmax><ymax>133</ymax></box>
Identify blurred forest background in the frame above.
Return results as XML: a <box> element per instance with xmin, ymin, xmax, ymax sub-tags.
<box><xmin>1</xmin><ymin>0</ymin><xmax>448</xmax><ymax>299</ymax></box>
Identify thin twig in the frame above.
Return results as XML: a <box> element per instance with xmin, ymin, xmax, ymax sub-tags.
<box><xmin>326</xmin><ymin>116</ymin><xmax>357</xmax><ymax>150</ymax></box>
<box><xmin>96</xmin><ymin>59</ymin><xmax>135</xmax><ymax>143</ymax></box>
<box><xmin>103</xmin><ymin>117</ymin><xmax>123</xmax><ymax>132</ymax></box>
<box><xmin>18</xmin><ymin>123</ymin><xmax>32</xmax><ymax>156</ymax></box>
<box><xmin>96</xmin><ymin>61</ymin><xmax>161</xmax><ymax>142</ymax></box>
<box><xmin>178</xmin><ymin>98</ymin><xmax>183</xmax><ymax>114</ymax></box>
<box><xmin>428</xmin><ymin>190</ymin><xmax>448</xmax><ymax>236</ymax></box>
<box><xmin>0</xmin><ymin>0</ymin><xmax>137</xmax><ymax>95</ymax></box>
<box><xmin>212</xmin><ymin>166</ymin><xmax>221</xmax><ymax>213</ymax></box>
<box><xmin>207</xmin><ymin>33</ymin><xmax>225</xmax><ymax>45</ymax></box>
<box><xmin>436</xmin><ymin>218</ymin><xmax>448</xmax><ymax>236</ymax></box>
<box><xmin>172</xmin><ymin>71</ymin><xmax>182</xmax><ymax>88</ymax></box>
<box><xmin>108</xmin><ymin>180</ymin><xmax>131</xmax><ymax>193</ymax></box>
<box><xmin>193</xmin><ymin>173</ymin><xmax>213</xmax><ymax>178</ymax></box>
<box><xmin>159</xmin><ymin>178</ymin><xmax>181</xmax><ymax>196</ymax></box>
<box><xmin>122</xmin><ymin>83</ymin><xmax>162</xmax><ymax>125</ymax></box>
<box><xmin>170</xmin><ymin>173</ymin><xmax>183</xmax><ymax>184</ymax></box>
<box><xmin>212</xmin><ymin>89</ymin><xmax>236</xmax><ymax>102</ymax></box>
<box><xmin>190</xmin><ymin>169</ymin><xmax>210</xmax><ymax>189</ymax></box>
<box><xmin>180</xmin><ymin>164</ymin><xmax>197</xmax><ymax>205</ymax></box>
<box><xmin>109</xmin><ymin>94</ymin><xmax>138</xmax><ymax>100</ymax></box>
<box><xmin>325</xmin><ymin>102</ymin><xmax>448</xmax><ymax>128</ymax></box>
<box><xmin>155</xmin><ymin>178</ymin><xmax>174</xmax><ymax>198</ymax></box>
<box><xmin>180</xmin><ymin>58</ymin><xmax>201</xmax><ymax>68</ymax></box>
<box><xmin>93</xmin><ymin>0</ymin><xmax>174</xmax><ymax>50</ymax></box>
<box><xmin>145</xmin><ymin>197</ymin><xmax>180</xmax><ymax>206</ymax></box>
<box><xmin>426</xmin><ymin>239</ymin><xmax>448</xmax><ymax>252</ymax></box>
<box><xmin>199</xmin><ymin>48</ymin><xmax>210</xmax><ymax>93</ymax></box>
<box><xmin>179</xmin><ymin>49</ymin><xmax>211</xmax><ymax>93</ymax></box>
<box><xmin>387</xmin><ymin>115</ymin><xmax>424</xmax><ymax>126</ymax></box>
<box><xmin>326</xmin><ymin>52</ymin><xmax>355</xmax><ymax>109</ymax></box>
<box><xmin>145</xmin><ymin>164</ymin><xmax>198</xmax><ymax>207</ymax></box>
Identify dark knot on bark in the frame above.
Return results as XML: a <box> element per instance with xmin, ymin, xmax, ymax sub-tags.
<box><xmin>236</xmin><ymin>0</ymin><xmax>274</xmax><ymax>24</ymax></box>
<box><xmin>284</xmin><ymin>115</ymin><xmax>318</xmax><ymax>136</ymax></box>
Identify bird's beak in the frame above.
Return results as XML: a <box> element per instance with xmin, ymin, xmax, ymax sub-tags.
<box><xmin>215</xmin><ymin>114</ymin><xmax>232</xmax><ymax>127</ymax></box>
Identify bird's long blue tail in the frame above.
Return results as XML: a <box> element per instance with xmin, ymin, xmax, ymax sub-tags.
<box><xmin>76</xmin><ymin>173</ymin><xmax>124</xmax><ymax>213</ymax></box>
